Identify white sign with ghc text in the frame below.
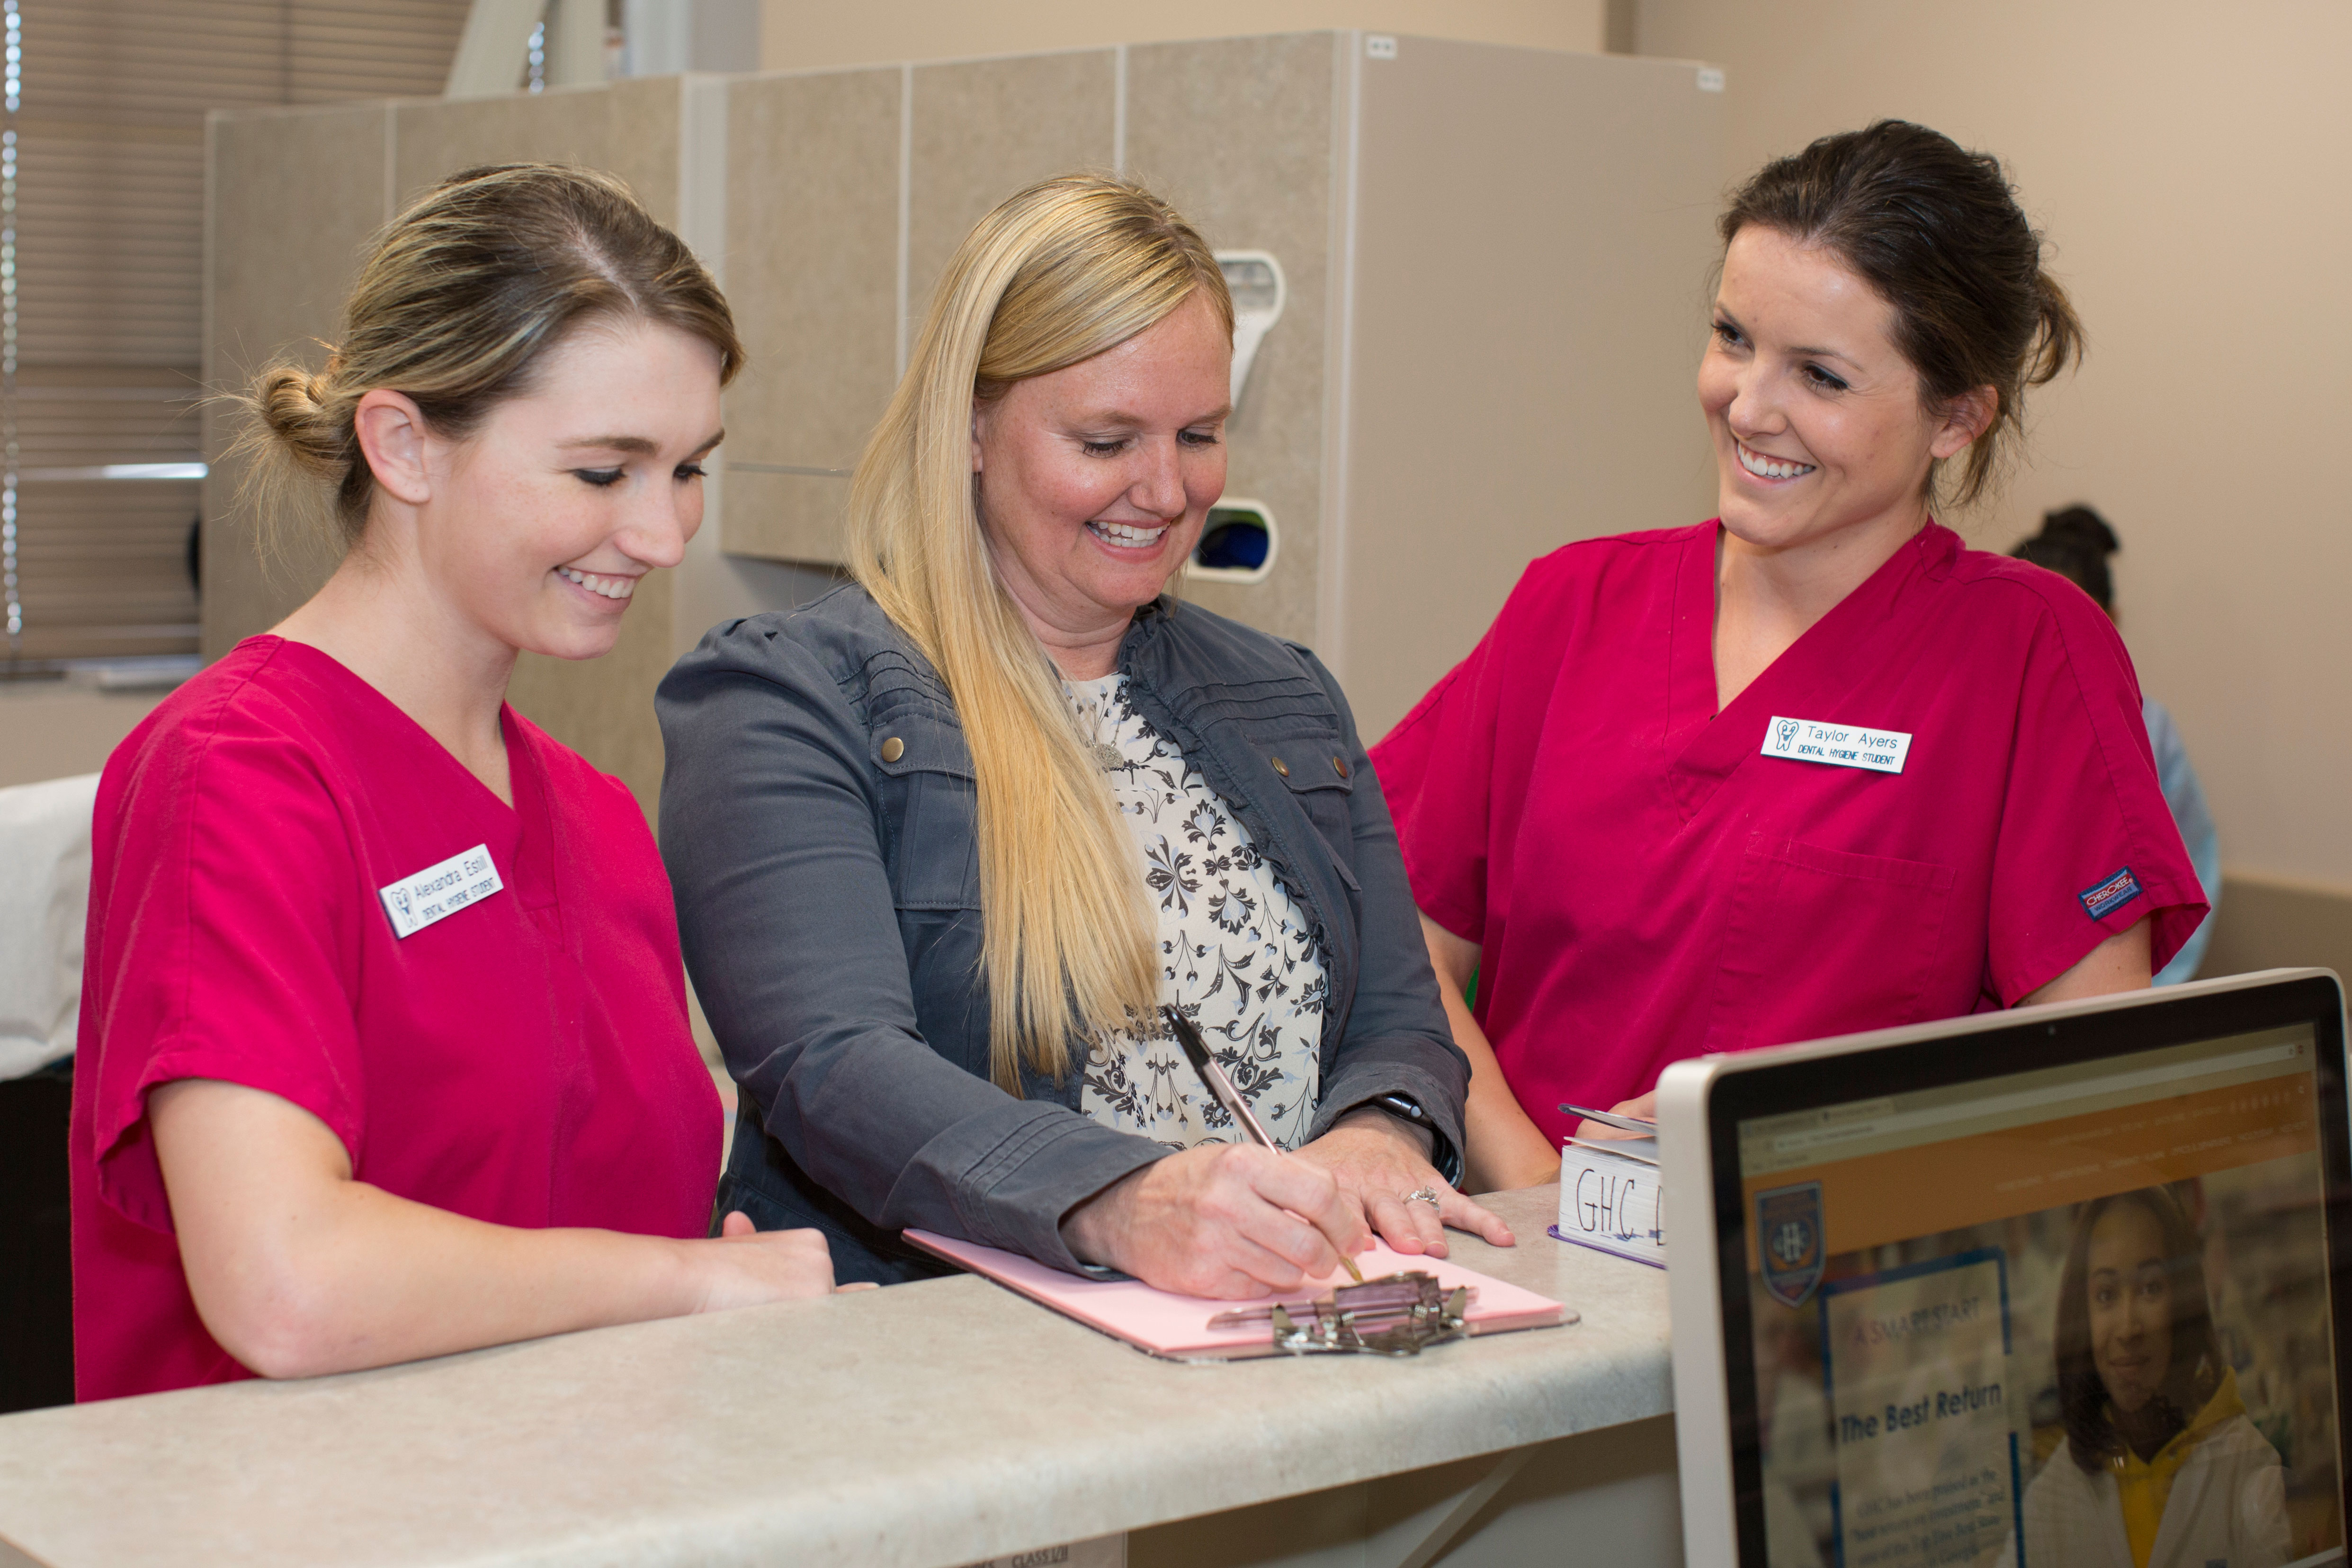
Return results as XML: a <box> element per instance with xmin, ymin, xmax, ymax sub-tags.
<box><xmin>1555</xmin><ymin>1139</ymin><xmax>1666</xmax><ymax>1268</ymax></box>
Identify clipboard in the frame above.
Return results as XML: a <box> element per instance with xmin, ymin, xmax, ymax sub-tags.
<box><xmin>905</xmin><ymin>1229</ymin><xmax>1573</xmax><ymax>1361</ymax></box>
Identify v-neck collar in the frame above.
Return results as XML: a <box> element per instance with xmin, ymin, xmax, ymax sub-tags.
<box><xmin>257</xmin><ymin>636</ymin><xmax>556</xmax><ymax>909</ymax></box>
<box><xmin>1660</xmin><ymin>522</ymin><xmax>1952</xmax><ymax>820</ymax></box>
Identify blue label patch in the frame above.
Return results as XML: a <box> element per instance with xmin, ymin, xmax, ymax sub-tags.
<box><xmin>2079</xmin><ymin>866</ymin><xmax>2144</xmax><ymax>922</ymax></box>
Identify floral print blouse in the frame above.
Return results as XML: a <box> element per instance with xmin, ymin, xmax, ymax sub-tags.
<box><xmin>1065</xmin><ymin>672</ymin><xmax>1328</xmax><ymax>1152</ymax></box>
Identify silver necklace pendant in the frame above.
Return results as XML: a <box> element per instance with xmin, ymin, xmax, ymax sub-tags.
<box><xmin>1093</xmin><ymin>741</ymin><xmax>1123</xmax><ymax>772</ymax></box>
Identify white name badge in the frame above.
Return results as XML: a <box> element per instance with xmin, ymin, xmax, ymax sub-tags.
<box><xmin>1762</xmin><ymin>715</ymin><xmax>1913</xmax><ymax>775</ymax></box>
<box><xmin>378</xmin><ymin>843</ymin><xmax>504</xmax><ymax>939</ymax></box>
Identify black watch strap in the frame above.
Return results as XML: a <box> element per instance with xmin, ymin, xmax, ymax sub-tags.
<box><xmin>1366</xmin><ymin>1092</ymin><xmax>1464</xmax><ymax>1188</ymax></box>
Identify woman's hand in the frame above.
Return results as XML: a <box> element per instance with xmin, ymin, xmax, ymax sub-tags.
<box><xmin>690</xmin><ymin>1211</ymin><xmax>865</xmax><ymax>1310</ymax></box>
<box><xmin>1295</xmin><ymin>1107</ymin><xmax>1516</xmax><ymax>1258</ymax></box>
<box><xmin>1059</xmin><ymin>1142</ymin><xmax>1370</xmax><ymax>1299</ymax></box>
<box><xmin>1574</xmin><ymin>1090</ymin><xmax>1657</xmax><ymax>1143</ymax></box>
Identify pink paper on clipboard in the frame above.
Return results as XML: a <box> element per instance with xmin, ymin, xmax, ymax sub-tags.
<box><xmin>904</xmin><ymin>1229</ymin><xmax>1572</xmax><ymax>1360</ymax></box>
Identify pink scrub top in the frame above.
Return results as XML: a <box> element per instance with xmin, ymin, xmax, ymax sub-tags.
<box><xmin>1371</xmin><ymin>521</ymin><xmax>2206</xmax><ymax>1148</ymax></box>
<box><xmin>70</xmin><ymin>636</ymin><xmax>720</xmax><ymax>1401</ymax></box>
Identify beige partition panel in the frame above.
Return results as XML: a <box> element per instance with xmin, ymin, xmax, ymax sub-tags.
<box><xmin>201</xmin><ymin>101</ymin><xmax>398</xmax><ymax>662</ymax></box>
<box><xmin>1127</xmin><ymin>33</ymin><xmax>1339</xmax><ymax>648</ymax></box>
<box><xmin>721</xmin><ymin>68</ymin><xmax>899</xmax><ymax>561</ymax></box>
<box><xmin>1336</xmin><ymin>37</ymin><xmax>1724</xmax><ymax>739</ymax></box>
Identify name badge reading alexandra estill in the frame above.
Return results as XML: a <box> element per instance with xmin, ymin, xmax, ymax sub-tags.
<box><xmin>378</xmin><ymin>844</ymin><xmax>504</xmax><ymax>939</ymax></box>
<box><xmin>1761</xmin><ymin>715</ymin><xmax>1913</xmax><ymax>775</ymax></box>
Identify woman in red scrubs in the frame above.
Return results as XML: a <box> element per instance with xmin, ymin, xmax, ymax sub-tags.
<box><xmin>1372</xmin><ymin>121</ymin><xmax>2208</xmax><ymax>1192</ymax></box>
<box><xmin>71</xmin><ymin>165</ymin><xmax>839</xmax><ymax>1400</ymax></box>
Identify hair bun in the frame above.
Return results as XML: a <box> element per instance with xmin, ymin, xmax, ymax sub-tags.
<box><xmin>248</xmin><ymin>360</ymin><xmax>347</xmax><ymax>475</ymax></box>
<box><xmin>2036</xmin><ymin>503</ymin><xmax>2119</xmax><ymax>557</ymax></box>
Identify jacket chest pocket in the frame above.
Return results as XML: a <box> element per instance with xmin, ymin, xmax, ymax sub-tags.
<box><xmin>870</xmin><ymin>705</ymin><xmax>980</xmax><ymax>910</ymax></box>
<box><xmin>1705</xmin><ymin>835</ymin><xmax>1955</xmax><ymax>1054</ymax></box>
<box><xmin>1240</xmin><ymin>732</ymin><xmax>1358</xmax><ymax>869</ymax></box>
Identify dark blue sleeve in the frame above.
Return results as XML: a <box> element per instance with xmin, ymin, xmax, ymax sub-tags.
<box><xmin>655</xmin><ymin>619</ymin><xmax>1163</xmax><ymax>1271</ymax></box>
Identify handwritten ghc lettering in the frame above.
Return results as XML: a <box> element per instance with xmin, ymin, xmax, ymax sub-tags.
<box><xmin>1573</xmin><ymin>1168</ymin><xmax>1661</xmax><ymax>1241</ymax></box>
<box><xmin>1845</xmin><ymin>1295</ymin><xmax>1982</xmax><ymax>1349</ymax></box>
<box><xmin>1836</xmin><ymin>1382</ymin><xmax>2003</xmax><ymax>1444</ymax></box>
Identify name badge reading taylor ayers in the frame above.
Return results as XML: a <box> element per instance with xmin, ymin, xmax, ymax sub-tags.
<box><xmin>379</xmin><ymin>844</ymin><xmax>504</xmax><ymax>939</ymax></box>
<box><xmin>1762</xmin><ymin>716</ymin><xmax>1913</xmax><ymax>775</ymax></box>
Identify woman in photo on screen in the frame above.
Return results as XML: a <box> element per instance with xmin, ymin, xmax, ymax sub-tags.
<box><xmin>2003</xmin><ymin>1186</ymin><xmax>2287</xmax><ymax>1568</ymax></box>
<box><xmin>2010</xmin><ymin>505</ymin><xmax>2220</xmax><ymax>985</ymax></box>
<box><xmin>658</xmin><ymin>175</ymin><xmax>1511</xmax><ymax>1295</ymax></box>
<box><xmin>1369</xmin><ymin>121</ymin><xmax>2208</xmax><ymax>1190</ymax></box>
<box><xmin>70</xmin><ymin>165</ymin><xmax>846</xmax><ymax>1401</ymax></box>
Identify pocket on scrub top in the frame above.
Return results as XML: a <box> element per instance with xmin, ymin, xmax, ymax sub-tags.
<box><xmin>1704</xmin><ymin>835</ymin><xmax>1956</xmax><ymax>1055</ymax></box>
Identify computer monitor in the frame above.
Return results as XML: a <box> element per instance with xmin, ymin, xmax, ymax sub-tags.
<box><xmin>1661</xmin><ymin>968</ymin><xmax>2352</xmax><ymax>1568</ymax></box>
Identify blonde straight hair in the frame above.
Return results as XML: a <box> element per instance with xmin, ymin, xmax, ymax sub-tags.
<box><xmin>844</xmin><ymin>175</ymin><xmax>1234</xmax><ymax>1091</ymax></box>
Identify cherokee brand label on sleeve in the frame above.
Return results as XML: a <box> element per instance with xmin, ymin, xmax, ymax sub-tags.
<box><xmin>378</xmin><ymin>843</ymin><xmax>504</xmax><ymax>939</ymax></box>
<box><xmin>2078</xmin><ymin>865</ymin><xmax>2144</xmax><ymax>922</ymax></box>
<box><xmin>1761</xmin><ymin>716</ymin><xmax>1913</xmax><ymax>775</ymax></box>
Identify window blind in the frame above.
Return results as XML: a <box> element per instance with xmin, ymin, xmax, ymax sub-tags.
<box><xmin>2</xmin><ymin>0</ymin><xmax>469</xmax><ymax>665</ymax></box>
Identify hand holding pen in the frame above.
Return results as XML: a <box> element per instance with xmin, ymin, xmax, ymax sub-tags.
<box><xmin>1055</xmin><ymin>1009</ymin><xmax>1376</xmax><ymax>1298</ymax></box>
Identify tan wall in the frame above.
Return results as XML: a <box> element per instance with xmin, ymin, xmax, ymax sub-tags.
<box><xmin>1635</xmin><ymin>0</ymin><xmax>2352</xmax><ymax>932</ymax></box>
<box><xmin>756</xmin><ymin>0</ymin><xmax>1605</xmax><ymax>71</ymax></box>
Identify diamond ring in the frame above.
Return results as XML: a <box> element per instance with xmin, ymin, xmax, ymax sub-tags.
<box><xmin>1403</xmin><ymin>1186</ymin><xmax>1443</xmax><ymax>1208</ymax></box>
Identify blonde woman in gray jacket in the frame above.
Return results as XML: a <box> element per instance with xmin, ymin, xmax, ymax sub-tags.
<box><xmin>659</xmin><ymin>176</ymin><xmax>1512</xmax><ymax>1292</ymax></box>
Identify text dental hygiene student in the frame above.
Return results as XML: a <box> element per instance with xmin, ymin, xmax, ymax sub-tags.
<box><xmin>70</xmin><ymin>165</ymin><xmax>846</xmax><ymax>1400</ymax></box>
<box><xmin>1371</xmin><ymin>121</ymin><xmax>2207</xmax><ymax>1190</ymax></box>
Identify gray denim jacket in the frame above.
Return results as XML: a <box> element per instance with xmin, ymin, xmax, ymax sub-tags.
<box><xmin>656</xmin><ymin>584</ymin><xmax>1469</xmax><ymax>1284</ymax></box>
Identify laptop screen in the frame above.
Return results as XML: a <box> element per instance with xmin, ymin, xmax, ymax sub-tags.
<box><xmin>1728</xmin><ymin>1011</ymin><xmax>2346</xmax><ymax>1568</ymax></box>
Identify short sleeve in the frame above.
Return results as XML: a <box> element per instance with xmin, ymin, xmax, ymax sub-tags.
<box><xmin>1368</xmin><ymin>627</ymin><xmax>1504</xmax><ymax>946</ymax></box>
<box><xmin>1985</xmin><ymin>595</ymin><xmax>2209</xmax><ymax>1002</ymax></box>
<box><xmin>83</xmin><ymin>707</ymin><xmax>367</xmax><ymax>1233</ymax></box>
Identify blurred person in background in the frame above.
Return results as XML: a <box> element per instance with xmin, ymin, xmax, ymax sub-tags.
<box><xmin>2012</xmin><ymin>505</ymin><xmax>2218</xmax><ymax>983</ymax></box>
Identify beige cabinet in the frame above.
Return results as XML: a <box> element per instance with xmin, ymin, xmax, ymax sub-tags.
<box><xmin>711</xmin><ymin>31</ymin><xmax>1723</xmax><ymax>735</ymax></box>
<box><xmin>203</xmin><ymin>33</ymin><xmax>1722</xmax><ymax>803</ymax></box>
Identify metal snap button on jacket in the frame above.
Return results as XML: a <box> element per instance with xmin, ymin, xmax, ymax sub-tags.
<box><xmin>1333</xmin><ymin>756</ymin><xmax>1350</xmax><ymax>778</ymax></box>
<box><xmin>1270</xmin><ymin>756</ymin><xmax>1290</xmax><ymax>778</ymax></box>
<box><xmin>880</xmin><ymin>736</ymin><xmax>905</xmax><ymax>763</ymax></box>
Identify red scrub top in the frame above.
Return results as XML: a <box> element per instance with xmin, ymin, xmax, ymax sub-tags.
<box><xmin>70</xmin><ymin>636</ymin><xmax>720</xmax><ymax>1401</ymax></box>
<box><xmin>1372</xmin><ymin>521</ymin><xmax>2205</xmax><ymax>1148</ymax></box>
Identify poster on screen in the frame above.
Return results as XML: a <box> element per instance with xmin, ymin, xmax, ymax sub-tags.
<box><xmin>1820</xmin><ymin>1250</ymin><xmax>2017</xmax><ymax>1568</ymax></box>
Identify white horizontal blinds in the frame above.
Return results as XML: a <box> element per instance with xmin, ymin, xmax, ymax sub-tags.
<box><xmin>3</xmin><ymin>0</ymin><xmax>467</xmax><ymax>663</ymax></box>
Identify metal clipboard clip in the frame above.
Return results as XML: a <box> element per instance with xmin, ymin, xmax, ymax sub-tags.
<box><xmin>1205</xmin><ymin>1272</ymin><xmax>1472</xmax><ymax>1356</ymax></box>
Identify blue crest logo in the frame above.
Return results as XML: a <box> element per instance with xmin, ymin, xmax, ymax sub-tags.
<box><xmin>1757</xmin><ymin>1182</ymin><xmax>1825</xmax><ymax>1307</ymax></box>
<box><xmin>1775</xmin><ymin>718</ymin><xmax>1800</xmax><ymax>752</ymax></box>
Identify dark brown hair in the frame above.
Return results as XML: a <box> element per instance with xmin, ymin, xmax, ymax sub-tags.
<box><xmin>1720</xmin><ymin>120</ymin><xmax>2084</xmax><ymax>510</ymax></box>
<box><xmin>233</xmin><ymin>162</ymin><xmax>742</xmax><ymax>550</ymax></box>
<box><xmin>2012</xmin><ymin>504</ymin><xmax>2121</xmax><ymax>610</ymax></box>
<box><xmin>2053</xmin><ymin>1187</ymin><xmax>2222</xmax><ymax>1471</ymax></box>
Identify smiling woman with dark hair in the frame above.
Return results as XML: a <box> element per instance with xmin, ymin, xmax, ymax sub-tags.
<box><xmin>1371</xmin><ymin>120</ymin><xmax>2208</xmax><ymax>1192</ymax></box>
<box><xmin>2003</xmin><ymin>1186</ymin><xmax>2288</xmax><ymax>1568</ymax></box>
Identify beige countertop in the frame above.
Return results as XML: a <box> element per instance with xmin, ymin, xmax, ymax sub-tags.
<box><xmin>0</xmin><ymin>1185</ymin><xmax>1672</xmax><ymax>1568</ymax></box>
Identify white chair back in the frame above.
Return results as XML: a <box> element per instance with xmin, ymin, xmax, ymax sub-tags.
<box><xmin>0</xmin><ymin>771</ymin><xmax>100</xmax><ymax>1079</ymax></box>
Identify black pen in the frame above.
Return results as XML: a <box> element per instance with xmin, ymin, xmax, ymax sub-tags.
<box><xmin>1161</xmin><ymin>1004</ymin><xmax>1365</xmax><ymax>1283</ymax></box>
<box><xmin>1559</xmin><ymin>1102</ymin><xmax>1656</xmax><ymax>1136</ymax></box>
